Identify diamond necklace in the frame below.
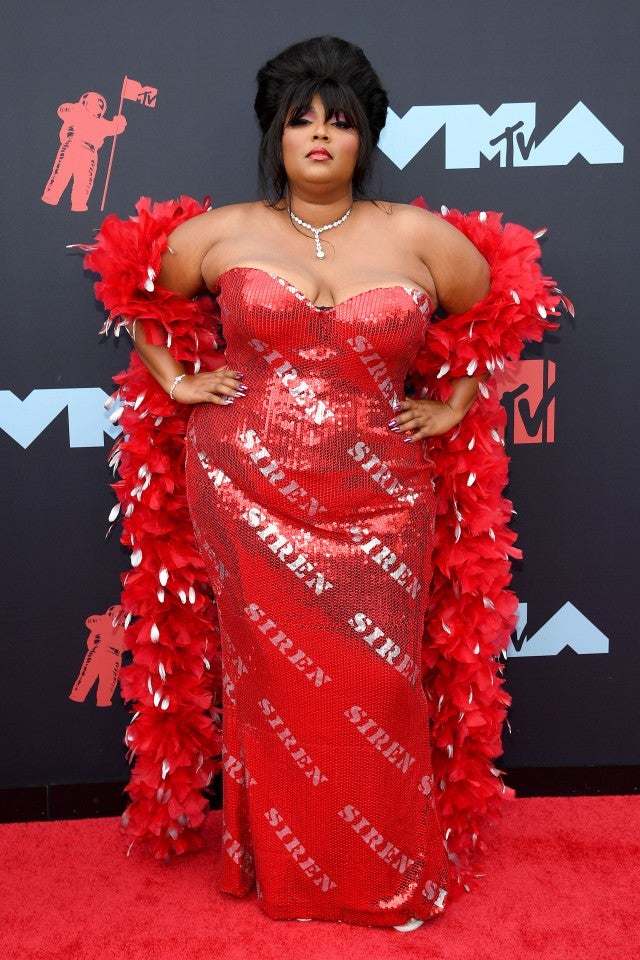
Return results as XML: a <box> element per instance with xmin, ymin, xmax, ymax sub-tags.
<box><xmin>288</xmin><ymin>205</ymin><xmax>352</xmax><ymax>259</ymax></box>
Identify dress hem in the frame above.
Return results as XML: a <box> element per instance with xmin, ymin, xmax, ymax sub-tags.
<box><xmin>219</xmin><ymin>884</ymin><xmax>446</xmax><ymax>927</ymax></box>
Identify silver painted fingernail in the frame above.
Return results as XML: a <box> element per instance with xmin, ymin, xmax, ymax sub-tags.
<box><xmin>403</xmin><ymin>435</ymin><xmax>413</xmax><ymax>442</ymax></box>
<box><xmin>224</xmin><ymin>397</ymin><xmax>234</xmax><ymax>404</ymax></box>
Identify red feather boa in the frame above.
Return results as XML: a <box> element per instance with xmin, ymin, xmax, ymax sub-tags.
<box><xmin>75</xmin><ymin>195</ymin><xmax>570</xmax><ymax>896</ymax></box>
<box><xmin>408</xmin><ymin>198</ymin><xmax>570</xmax><ymax>895</ymax></box>
<box><xmin>74</xmin><ymin>196</ymin><xmax>225</xmax><ymax>860</ymax></box>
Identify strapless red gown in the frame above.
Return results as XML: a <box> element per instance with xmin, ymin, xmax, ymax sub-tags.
<box><xmin>184</xmin><ymin>266</ymin><xmax>452</xmax><ymax>926</ymax></box>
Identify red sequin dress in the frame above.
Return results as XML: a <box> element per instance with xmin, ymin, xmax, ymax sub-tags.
<box><xmin>184</xmin><ymin>266</ymin><xmax>452</xmax><ymax>925</ymax></box>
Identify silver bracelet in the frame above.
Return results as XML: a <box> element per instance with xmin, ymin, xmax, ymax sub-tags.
<box><xmin>169</xmin><ymin>373</ymin><xmax>186</xmax><ymax>400</ymax></box>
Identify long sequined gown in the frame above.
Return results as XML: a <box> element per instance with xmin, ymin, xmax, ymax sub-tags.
<box><xmin>184</xmin><ymin>266</ymin><xmax>452</xmax><ymax>926</ymax></box>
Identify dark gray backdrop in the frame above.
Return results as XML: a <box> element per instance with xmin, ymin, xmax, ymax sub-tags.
<box><xmin>2</xmin><ymin>0</ymin><xmax>638</xmax><ymax>791</ymax></box>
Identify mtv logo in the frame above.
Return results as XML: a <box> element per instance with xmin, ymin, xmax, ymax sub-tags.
<box><xmin>136</xmin><ymin>88</ymin><xmax>157</xmax><ymax>108</ymax></box>
<box><xmin>508</xmin><ymin>602</ymin><xmax>610</xmax><ymax>657</ymax></box>
<box><xmin>497</xmin><ymin>359</ymin><xmax>555</xmax><ymax>444</ymax></box>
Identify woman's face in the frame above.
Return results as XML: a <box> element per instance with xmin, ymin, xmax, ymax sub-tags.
<box><xmin>281</xmin><ymin>92</ymin><xmax>360</xmax><ymax>193</ymax></box>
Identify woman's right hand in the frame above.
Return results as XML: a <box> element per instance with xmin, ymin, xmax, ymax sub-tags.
<box><xmin>171</xmin><ymin>365</ymin><xmax>247</xmax><ymax>405</ymax></box>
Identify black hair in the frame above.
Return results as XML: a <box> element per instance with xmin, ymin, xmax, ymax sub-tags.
<box><xmin>254</xmin><ymin>36</ymin><xmax>389</xmax><ymax>203</ymax></box>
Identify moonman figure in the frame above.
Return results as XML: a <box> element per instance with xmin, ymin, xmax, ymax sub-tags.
<box><xmin>42</xmin><ymin>92</ymin><xmax>126</xmax><ymax>212</ymax></box>
<box><xmin>69</xmin><ymin>605</ymin><xmax>126</xmax><ymax>707</ymax></box>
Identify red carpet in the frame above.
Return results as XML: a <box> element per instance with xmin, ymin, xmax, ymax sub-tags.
<box><xmin>1</xmin><ymin>796</ymin><xmax>639</xmax><ymax>960</ymax></box>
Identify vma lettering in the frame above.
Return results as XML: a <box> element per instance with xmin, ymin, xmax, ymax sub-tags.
<box><xmin>509</xmin><ymin>602</ymin><xmax>610</xmax><ymax>658</ymax></box>
<box><xmin>378</xmin><ymin>101</ymin><xmax>623</xmax><ymax>170</ymax></box>
<box><xmin>0</xmin><ymin>388</ymin><xmax>121</xmax><ymax>448</ymax></box>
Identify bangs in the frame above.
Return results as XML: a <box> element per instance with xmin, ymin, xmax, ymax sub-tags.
<box><xmin>284</xmin><ymin>79</ymin><xmax>362</xmax><ymax>130</ymax></box>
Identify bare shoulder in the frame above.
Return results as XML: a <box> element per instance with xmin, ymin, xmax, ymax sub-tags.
<box><xmin>166</xmin><ymin>201</ymin><xmax>258</xmax><ymax>247</ymax></box>
<box><xmin>387</xmin><ymin>202</ymin><xmax>490</xmax><ymax>313</ymax></box>
<box><xmin>386</xmin><ymin>201</ymin><xmax>468</xmax><ymax>243</ymax></box>
<box><xmin>159</xmin><ymin>201</ymin><xmax>259</xmax><ymax>296</ymax></box>
<box><xmin>361</xmin><ymin>198</ymin><xmax>450</xmax><ymax>240</ymax></box>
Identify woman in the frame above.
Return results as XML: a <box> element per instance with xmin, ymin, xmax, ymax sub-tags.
<box><xmin>76</xmin><ymin>35</ymin><xmax>567</xmax><ymax>930</ymax></box>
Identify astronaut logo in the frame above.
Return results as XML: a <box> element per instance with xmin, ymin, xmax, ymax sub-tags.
<box><xmin>41</xmin><ymin>75</ymin><xmax>158</xmax><ymax>213</ymax></box>
<box><xmin>498</xmin><ymin>359</ymin><xmax>556</xmax><ymax>444</ymax></box>
<box><xmin>41</xmin><ymin>91</ymin><xmax>126</xmax><ymax>212</ymax></box>
<box><xmin>69</xmin><ymin>605</ymin><xmax>126</xmax><ymax>707</ymax></box>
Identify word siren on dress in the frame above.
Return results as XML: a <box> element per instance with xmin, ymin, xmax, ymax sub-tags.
<box><xmin>71</xmin><ymin>194</ymin><xmax>571</xmax><ymax>925</ymax></box>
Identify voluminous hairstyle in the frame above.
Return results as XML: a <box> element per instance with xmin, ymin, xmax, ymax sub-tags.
<box><xmin>254</xmin><ymin>36</ymin><xmax>389</xmax><ymax>202</ymax></box>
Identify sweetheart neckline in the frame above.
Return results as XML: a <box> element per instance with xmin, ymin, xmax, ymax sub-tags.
<box><xmin>213</xmin><ymin>265</ymin><xmax>433</xmax><ymax>313</ymax></box>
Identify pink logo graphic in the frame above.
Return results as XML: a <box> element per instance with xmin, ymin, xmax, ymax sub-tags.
<box><xmin>121</xmin><ymin>77</ymin><xmax>158</xmax><ymax>108</ymax></box>
<box><xmin>41</xmin><ymin>76</ymin><xmax>157</xmax><ymax>213</ymax></box>
<box><xmin>497</xmin><ymin>359</ymin><xmax>556</xmax><ymax>444</ymax></box>
<box><xmin>69</xmin><ymin>605</ymin><xmax>126</xmax><ymax>707</ymax></box>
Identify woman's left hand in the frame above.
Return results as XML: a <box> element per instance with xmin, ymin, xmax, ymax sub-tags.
<box><xmin>388</xmin><ymin>398</ymin><xmax>461</xmax><ymax>440</ymax></box>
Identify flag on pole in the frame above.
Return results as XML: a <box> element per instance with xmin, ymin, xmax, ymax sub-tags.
<box><xmin>100</xmin><ymin>76</ymin><xmax>158</xmax><ymax>210</ymax></box>
<box><xmin>122</xmin><ymin>78</ymin><xmax>158</xmax><ymax>108</ymax></box>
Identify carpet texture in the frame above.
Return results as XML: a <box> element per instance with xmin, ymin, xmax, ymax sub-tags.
<box><xmin>1</xmin><ymin>796</ymin><xmax>639</xmax><ymax>960</ymax></box>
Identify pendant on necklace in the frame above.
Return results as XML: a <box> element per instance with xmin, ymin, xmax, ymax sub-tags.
<box><xmin>289</xmin><ymin>206</ymin><xmax>352</xmax><ymax>260</ymax></box>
